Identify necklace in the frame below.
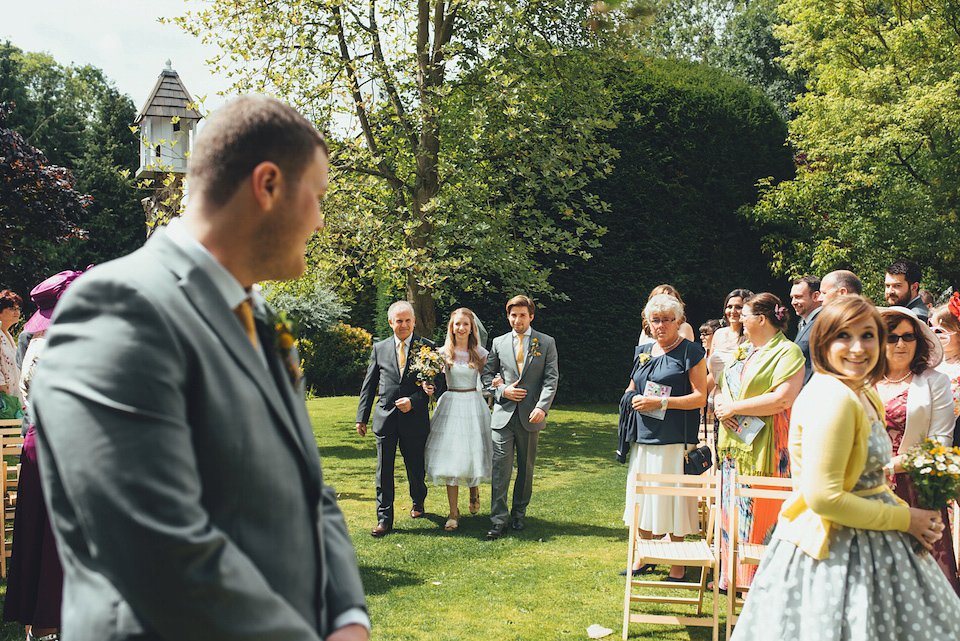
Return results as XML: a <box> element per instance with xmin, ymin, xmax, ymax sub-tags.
<box><xmin>661</xmin><ymin>334</ymin><xmax>683</xmax><ymax>352</ymax></box>
<box><xmin>883</xmin><ymin>371</ymin><xmax>912</xmax><ymax>384</ymax></box>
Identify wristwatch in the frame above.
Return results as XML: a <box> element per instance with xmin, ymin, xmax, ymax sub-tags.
<box><xmin>660</xmin><ymin>396</ymin><xmax>669</xmax><ymax>412</ymax></box>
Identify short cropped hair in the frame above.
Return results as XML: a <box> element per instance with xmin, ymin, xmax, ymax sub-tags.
<box><xmin>811</xmin><ymin>295</ymin><xmax>887</xmax><ymax>387</ymax></box>
<box><xmin>885</xmin><ymin>260</ymin><xmax>922</xmax><ymax>287</ymax></box>
<box><xmin>825</xmin><ymin>270</ymin><xmax>863</xmax><ymax>295</ymax></box>
<box><xmin>506</xmin><ymin>295</ymin><xmax>535</xmax><ymax>315</ymax></box>
<box><xmin>792</xmin><ymin>275</ymin><xmax>820</xmax><ymax>295</ymax></box>
<box><xmin>188</xmin><ymin>95</ymin><xmax>327</xmax><ymax>208</ymax></box>
<box><xmin>644</xmin><ymin>294</ymin><xmax>684</xmax><ymax>323</ymax></box>
<box><xmin>699</xmin><ymin>319</ymin><xmax>721</xmax><ymax>335</ymax></box>
<box><xmin>0</xmin><ymin>290</ymin><xmax>22</xmax><ymax>313</ymax></box>
<box><xmin>387</xmin><ymin>300</ymin><xmax>414</xmax><ymax>321</ymax></box>
<box><xmin>744</xmin><ymin>292</ymin><xmax>790</xmax><ymax>333</ymax></box>
<box><xmin>919</xmin><ymin>290</ymin><xmax>934</xmax><ymax>305</ymax></box>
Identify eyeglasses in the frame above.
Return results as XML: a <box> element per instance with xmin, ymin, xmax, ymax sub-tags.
<box><xmin>934</xmin><ymin>327</ymin><xmax>956</xmax><ymax>337</ymax></box>
<box><xmin>887</xmin><ymin>332</ymin><xmax>917</xmax><ymax>344</ymax></box>
<box><xmin>699</xmin><ymin>332</ymin><xmax>713</xmax><ymax>338</ymax></box>
<box><xmin>649</xmin><ymin>318</ymin><xmax>676</xmax><ymax>325</ymax></box>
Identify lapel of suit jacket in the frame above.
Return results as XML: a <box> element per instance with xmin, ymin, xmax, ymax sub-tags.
<box><xmin>502</xmin><ymin>333</ymin><xmax>521</xmax><ymax>380</ymax></box>
<box><xmin>151</xmin><ymin>232</ymin><xmax>319</xmax><ymax>476</ymax></box>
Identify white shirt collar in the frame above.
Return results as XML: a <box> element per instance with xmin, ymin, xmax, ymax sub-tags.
<box><xmin>165</xmin><ymin>218</ymin><xmax>255</xmax><ymax>312</ymax></box>
<box><xmin>394</xmin><ymin>335</ymin><xmax>411</xmax><ymax>349</ymax></box>
<box><xmin>513</xmin><ymin>330</ymin><xmax>531</xmax><ymax>340</ymax></box>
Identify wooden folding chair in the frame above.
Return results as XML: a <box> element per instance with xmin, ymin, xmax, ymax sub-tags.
<box><xmin>622</xmin><ymin>472</ymin><xmax>720</xmax><ymax>641</ymax></box>
<box><xmin>0</xmin><ymin>418</ymin><xmax>23</xmax><ymax>579</ymax></box>
<box><xmin>725</xmin><ymin>473</ymin><xmax>795</xmax><ymax>639</ymax></box>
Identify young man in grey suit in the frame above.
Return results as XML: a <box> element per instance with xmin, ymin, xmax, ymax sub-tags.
<box><xmin>32</xmin><ymin>96</ymin><xmax>369</xmax><ymax>641</ymax></box>
<box><xmin>482</xmin><ymin>295</ymin><xmax>559</xmax><ymax>539</ymax></box>
<box><xmin>789</xmin><ymin>275</ymin><xmax>823</xmax><ymax>385</ymax></box>
<box><xmin>356</xmin><ymin>301</ymin><xmax>442</xmax><ymax>537</ymax></box>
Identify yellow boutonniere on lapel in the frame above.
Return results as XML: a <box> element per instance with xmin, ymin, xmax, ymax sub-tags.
<box><xmin>269</xmin><ymin>309</ymin><xmax>302</xmax><ymax>388</ymax></box>
<box><xmin>637</xmin><ymin>353</ymin><xmax>651</xmax><ymax>365</ymax></box>
<box><xmin>530</xmin><ymin>337</ymin><xmax>542</xmax><ymax>358</ymax></box>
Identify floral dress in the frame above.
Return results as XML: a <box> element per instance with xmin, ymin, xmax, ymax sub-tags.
<box><xmin>731</xmin><ymin>418</ymin><xmax>960</xmax><ymax>640</ymax></box>
<box><xmin>884</xmin><ymin>388</ymin><xmax>960</xmax><ymax>595</ymax></box>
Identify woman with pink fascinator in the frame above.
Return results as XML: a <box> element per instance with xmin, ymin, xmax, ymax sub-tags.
<box><xmin>4</xmin><ymin>268</ymin><xmax>87</xmax><ymax>641</ymax></box>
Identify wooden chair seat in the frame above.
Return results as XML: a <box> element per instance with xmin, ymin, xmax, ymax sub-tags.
<box><xmin>622</xmin><ymin>472</ymin><xmax>720</xmax><ymax>641</ymax></box>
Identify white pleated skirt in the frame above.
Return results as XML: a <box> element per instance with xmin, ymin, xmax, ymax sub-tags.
<box><xmin>622</xmin><ymin>442</ymin><xmax>698</xmax><ymax>537</ymax></box>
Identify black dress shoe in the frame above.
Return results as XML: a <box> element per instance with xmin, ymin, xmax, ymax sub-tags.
<box><xmin>410</xmin><ymin>504</ymin><xmax>425</xmax><ymax>518</ymax></box>
<box><xmin>618</xmin><ymin>564</ymin><xmax>656</xmax><ymax>576</ymax></box>
<box><xmin>511</xmin><ymin>517</ymin><xmax>525</xmax><ymax>531</ymax></box>
<box><xmin>486</xmin><ymin>522</ymin><xmax>507</xmax><ymax>540</ymax></box>
<box><xmin>371</xmin><ymin>521</ymin><xmax>393</xmax><ymax>537</ymax></box>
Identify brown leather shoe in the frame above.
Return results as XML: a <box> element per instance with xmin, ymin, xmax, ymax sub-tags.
<box><xmin>371</xmin><ymin>521</ymin><xmax>392</xmax><ymax>538</ymax></box>
<box><xmin>410</xmin><ymin>504</ymin><xmax>426</xmax><ymax>518</ymax></box>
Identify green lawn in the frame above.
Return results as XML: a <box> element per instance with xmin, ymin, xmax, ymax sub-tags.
<box><xmin>0</xmin><ymin>398</ymin><xmax>726</xmax><ymax>640</ymax></box>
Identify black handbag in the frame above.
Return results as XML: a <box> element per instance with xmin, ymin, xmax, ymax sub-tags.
<box><xmin>683</xmin><ymin>410</ymin><xmax>713</xmax><ymax>475</ymax></box>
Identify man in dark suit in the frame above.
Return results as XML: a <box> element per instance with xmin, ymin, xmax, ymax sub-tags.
<box><xmin>790</xmin><ymin>275</ymin><xmax>823</xmax><ymax>385</ymax></box>
<box><xmin>481</xmin><ymin>295</ymin><xmax>558</xmax><ymax>539</ymax></box>
<box><xmin>356</xmin><ymin>301</ymin><xmax>441</xmax><ymax>537</ymax></box>
<box><xmin>885</xmin><ymin>259</ymin><xmax>929</xmax><ymax>322</ymax></box>
<box><xmin>32</xmin><ymin>96</ymin><xmax>369</xmax><ymax>641</ymax></box>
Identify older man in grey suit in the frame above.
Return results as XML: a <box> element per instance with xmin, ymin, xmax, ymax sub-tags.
<box><xmin>482</xmin><ymin>295</ymin><xmax>559</xmax><ymax>539</ymax></box>
<box><xmin>31</xmin><ymin>96</ymin><xmax>368</xmax><ymax>641</ymax></box>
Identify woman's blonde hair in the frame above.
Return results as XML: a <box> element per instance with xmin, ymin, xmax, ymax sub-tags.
<box><xmin>440</xmin><ymin>308</ymin><xmax>484</xmax><ymax>369</ymax></box>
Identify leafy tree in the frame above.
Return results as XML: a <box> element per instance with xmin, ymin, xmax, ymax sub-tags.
<box><xmin>748</xmin><ymin>0</ymin><xmax>960</xmax><ymax>297</ymax></box>
<box><xmin>539</xmin><ymin>56</ymin><xmax>793</xmax><ymax>401</ymax></box>
<box><xmin>0</xmin><ymin>42</ymin><xmax>145</xmax><ymax>281</ymax></box>
<box><xmin>0</xmin><ymin>103</ymin><xmax>90</xmax><ymax>296</ymax></box>
<box><xmin>174</xmin><ymin>0</ymin><xmax>617</xmax><ymax>333</ymax></box>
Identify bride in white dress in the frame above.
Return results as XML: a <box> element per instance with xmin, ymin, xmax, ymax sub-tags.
<box><xmin>424</xmin><ymin>308</ymin><xmax>493</xmax><ymax>531</ymax></box>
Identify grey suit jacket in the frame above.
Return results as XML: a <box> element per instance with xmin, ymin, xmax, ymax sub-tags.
<box><xmin>482</xmin><ymin>329</ymin><xmax>559</xmax><ymax>432</ymax></box>
<box><xmin>355</xmin><ymin>335</ymin><xmax>439</xmax><ymax>437</ymax></box>
<box><xmin>32</xmin><ymin>230</ymin><xmax>366</xmax><ymax>641</ymax></box>
<box><xmin>793</xmin><ymin>306</ymin><xmax>822</xmax><ymax>385</ymax></box>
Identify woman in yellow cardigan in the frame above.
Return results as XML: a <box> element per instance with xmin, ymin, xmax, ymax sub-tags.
<box><xmin>731</xmin><ymin>295</ymin><xmax>960</xmax><ymax>639</ymax></box>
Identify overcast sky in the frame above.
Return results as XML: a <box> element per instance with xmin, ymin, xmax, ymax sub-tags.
<box><xmin>5</xmin><ymin>0</ymin><xmax>232</xmax><ymax>113</ymax></box>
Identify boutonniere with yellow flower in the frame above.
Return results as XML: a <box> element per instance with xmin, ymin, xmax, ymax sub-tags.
<box><xmin>530</xmin><ymin>337</ymin><xmax>542</xmax><ymax>358</ymax></box>
<box><xmin>637</xmin><ymin>353</ymin><xmax>651</xmax><ymax>365</ymax></box>
<box><xmin>268</xmin><ymin>309</ymin><xmax>302</xmax><ymax>388</ymax></box>
<box><xmin>734</xmin><ymin>344</ymin><xmax>750</xmax><ymax>361</ymax></box>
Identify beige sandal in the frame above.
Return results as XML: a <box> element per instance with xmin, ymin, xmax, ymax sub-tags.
<box><xmin>469</xmin><ymin>487</ymin><xmax>480</xmax><ymax>515</ymax></box>
<box><xmin>444</xmin><ymin>510</ymin><xmax>460</xmax><ymax>531</ymax></box>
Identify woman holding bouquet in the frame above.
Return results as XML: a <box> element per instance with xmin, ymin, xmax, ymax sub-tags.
<box><xmin>876</xmin><ymin>306</ymin><xmax>960</xmax><ymax>594</ymax></box>
<box><xmin>618</xmin><ymin>294</ymin><xmax>706</xmax><ymax>579</ymax></box>
<box><xmin>731</xmin><ymin>295</ymin><xmax>960</xmax><ymax>639</ymax></box>
<box><xmin>714</xmin><ymin>292</ymin><xmax>804</xmax><ymax>591</ymax></box>
<box><xmin>423</xmin><ymin>308</ymin><xmax>492</xmax><ymax>531</ymax></box>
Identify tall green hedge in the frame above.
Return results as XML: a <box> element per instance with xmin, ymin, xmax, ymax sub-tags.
<box><xmin>537</xmin><ymin>56</ymin><xmax>794</xmax><ymax>403</ymax></box>
<box><xmin>299</xmin><ymin>322</ymin><xmax>372</xmax><ymax>396</ymax></box>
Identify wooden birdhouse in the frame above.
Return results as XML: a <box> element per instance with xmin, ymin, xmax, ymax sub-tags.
<box><xmin>134</xmin><ymin>60</ymin><xmax>202</xmax><ymax>179</ymax></box>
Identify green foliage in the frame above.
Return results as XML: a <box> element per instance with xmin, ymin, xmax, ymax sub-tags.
<box><xmin>747</xmin><ymin>0</ymin><xmax>960</xmax><ymax>295</ymax></box>
<box><xmin>542</xmin><ymin>56</ymin><xmax>792</xmax><ymax>402</ymax></box>
<box><xmin>0</xmin><ymin>42</ymin><xmax>145</xmax><ymax>298</ymax></box>
<box><xmin>0</xmin><ymin>103</ymin><xmax>90</xmax><ymax>296</ymax></box>
<box><xmin>174</xmin><ymin>1</ymin><xmax>618</xmax><ymax>332</ymax></box>
<box><xmin>261</xmin><ymin>280</ymin><xmax>348</xmax><ymax>334</ymax></box>
<box><xmin>298</xmin><ymin>323</ymin><xmax>373</xmax><ymax>396</ymax></box>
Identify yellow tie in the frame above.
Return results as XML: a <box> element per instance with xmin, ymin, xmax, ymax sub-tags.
<box><xmin>234</xmin><ymin>299</ymin><xmax>258</xmax><ymax>350</ymax></box>
<box><xmin>516</xmin><ymin>334</ymin><xmax>525</xmax><ymax>375</ymax></box>
<box><xmin>397</xmin><ymin>341</ymin><xmax>407</xmax><ymax>372</ymax></box>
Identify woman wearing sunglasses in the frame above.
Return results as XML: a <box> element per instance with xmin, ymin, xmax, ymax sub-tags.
<box><xmin>876</xmin><ymin>306</ymin><xmax>960</xmax><ymax>595</ymax></box>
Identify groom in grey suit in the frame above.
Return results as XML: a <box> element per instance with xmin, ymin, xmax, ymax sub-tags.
<box><xmin>482</xmin><ymin>295</ymin><xmax>559</xmax><ymax>539</ymax></box>
<box><xmin>32</xmin><ymin>96</ymin><xmax>368</xmax><ymax>641</ymax></box>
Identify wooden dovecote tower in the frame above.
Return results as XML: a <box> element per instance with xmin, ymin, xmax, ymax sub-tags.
<box><xmin>135</xmin><ymin>60</ymin><xmax>202</xmax><ymax>179</ymax></box>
